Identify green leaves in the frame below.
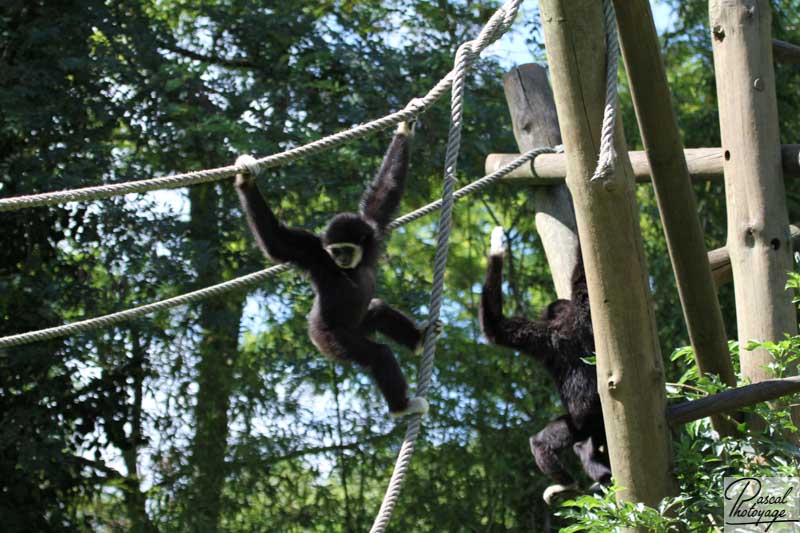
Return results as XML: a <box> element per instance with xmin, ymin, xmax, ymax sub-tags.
<box><xmin>557</xmin><ymin>485</ymin><xmax>692</xmax><ymax>533</ymax></box>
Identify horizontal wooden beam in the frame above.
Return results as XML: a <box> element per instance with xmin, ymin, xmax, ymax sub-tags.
<box><xmin>667</xmin><ymin>376</ymin><xmax>800</xmax><ymax>426</ymax></box>
<box><xmin>709</xmin><ymin>224</ymin><xmax>800</xmax><ymax>286</ymax></box>
<box><xmin>773</xmin><ymin>39</ymin><xmax>800</xmax><ymax>65</ymax></box>
<box><xmin>487</xmin><ymin>144</ymin><xmax>800</xmax><ymax>183</ymax></box>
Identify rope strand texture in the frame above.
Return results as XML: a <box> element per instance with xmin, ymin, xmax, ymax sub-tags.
<box><xmin>368</xmin><ymin>0</ymin><xmax>524</xmax><ymax>527</ymax></box>
<box><xmin>0</xmin><ymin>0</ymin><xmax>518</xmax><ymax>213</ymax></box>
<box><xmin>590</xmin><ymin>0</ymin><xmax>620</xmax><ymax>184</ymax></box>
<box><xmin>0</xmin><ymin>145</ymin><xmax>553</xmax><ymax>347</ymax></box>
<box><xmin>0</xmin><ymin>2</ymin><xmax>524</xmax><ymax>353</ymax></box>
<box><xmin>0</xmin><ymin>2</ymin><xmax>615</xmax><ymax>532</ymax></box>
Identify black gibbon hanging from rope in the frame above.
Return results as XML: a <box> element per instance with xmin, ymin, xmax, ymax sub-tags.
<box><xmin>479</xmin><ymin>227</ymin><xmax>611</xmax><ymax>504</ymax></box>
<box><xmin>235</xmin><ymin>121</ymin><xmax>441</xmax><ymax>418</ymax></box>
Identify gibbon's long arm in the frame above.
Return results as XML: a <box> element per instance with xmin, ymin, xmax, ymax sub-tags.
<box><xmin>359</xmin><ymin>123</ymin><xmax>411</xmax><ymax>231</ymax></box>
<box><xmin>479</xmin><ymin>230</ymin><xmax>553</xmax><ymax>355</ymax></box>
<box><xmin>235</xmin><ymin>177</ymin><xmax>325</xmax><ymax>270</ymax></box>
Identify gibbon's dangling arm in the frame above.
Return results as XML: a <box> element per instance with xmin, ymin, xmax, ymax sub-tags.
<box><xmin>358</xmin><ymin>122</ymin><xmax>412</xmax><ymax>231</ymax></box>
<box><xmin>479</xmin><ymin>227</ymin><xmax>553</xmax><ymax>354</ymax></box>
<box><xmin>235</xmin><ymin>173</ymin><xmax>325</xmax><ymax>270</ymax></box>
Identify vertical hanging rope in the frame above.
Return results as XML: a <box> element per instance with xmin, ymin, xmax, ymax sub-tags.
<box><xmin>590</xmin><ymin>0</ymin><xmax>620</xmax><ymax>184</ymax></box>
<box><xmin>368</xmin><ymin>1</ymin><xmax>522</xmax><ymax>531</ymax></box>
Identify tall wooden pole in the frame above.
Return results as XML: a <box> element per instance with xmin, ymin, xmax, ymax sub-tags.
<box><xmin>611</xmin><ymin>0</ymin><xmax>736</xmax><ymax>434</ymax></box>
<box><xmin>503</xmin><ymin>64</ymin><xmax>579</xmax><ymax>298</ymax></box>
<box><xmin>539</xmin><ymin>0</ymin><xmax>675</xmax><ymax>513</ymax></box>
<box><xmin>709</xmin><ymin>1</ymin><xmax>797</xmax><ymax>390</ymax></box>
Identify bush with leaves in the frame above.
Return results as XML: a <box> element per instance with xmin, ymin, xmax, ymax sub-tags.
<box><xmin>556</xmin><ymin>273</ymin><xmax>800</xmax><ymax>532</ymax></box>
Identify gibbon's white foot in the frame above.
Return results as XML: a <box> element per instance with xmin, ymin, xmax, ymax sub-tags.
<box><xmin>543</xmin><ymin>482</ymin><xmax>579</xmax><ymax>506</ymax></box>
<box><xmin>414</xmin><ymin>319</ymin><xmax>444</xmax><ymax>355</ymax></box>
<box><xmin>390</xmin><ymin>397</ymin><xmax>429</xmax><ymax>418</ymax></box>
<box><xmin>587</xmin><ymin>482</ymin><xmax>606</xmax><ymax>496</ymax></box>
<box><xmin>490</xmin><ymin>226</ymin><xmax>506</xmax><ymax>256</ymax></box>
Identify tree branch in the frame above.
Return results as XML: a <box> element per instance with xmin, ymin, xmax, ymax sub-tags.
<box><xmin>667</xmin><ymin>376</ymin><xmax>800</xmax><ymax>426</ymax></box>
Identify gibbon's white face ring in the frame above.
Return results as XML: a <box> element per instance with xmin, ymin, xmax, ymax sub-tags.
<box><xmin>325</xmin><ymin>243</ymin><xmax>363</xmax><ymax>269</ymax></box>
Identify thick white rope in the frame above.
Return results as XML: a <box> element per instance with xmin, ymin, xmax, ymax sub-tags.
<box><xmin>590</xmin><ymin>0</ymin><xmax>620</xmax><ymax>184</ymax></box>
<box><xmin>0</xmin><ymin>0</ymin><xmax>513</xmax><ymax>213</ymax></box>
<box><xmin>0</xmin><ymin>147</ymin><xmax>551</xmax><ymax>350</ymax></box>
<box><xmin>0</xmin><ymin>3</ymin><xmax>620</xmax><ymax>531</ymax></box>
<box><xmin>0</xmin><ymin>104</ymin><xmax>433</xmax><ymax>212</ymax></box>
<box><xmin>368</xmin><ymin>1</ymin><xmax>523</xmax><ymax>530</ymax></box>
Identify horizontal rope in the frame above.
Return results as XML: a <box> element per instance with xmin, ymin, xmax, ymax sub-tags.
<box><xmin>0</xmin><ymin>147</ymin><xmax>555</xmax><ymax>350</ymax></box>
<box><xmin>0</xmin><ymin>5</ymin><xmax>515</xmax><ymax>214</ymax></box>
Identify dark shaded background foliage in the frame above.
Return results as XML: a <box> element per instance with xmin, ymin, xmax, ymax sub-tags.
<box><xmin>1</xmin><ymin>0</ymin><xmax>799</xmax><ymax>531</ymax></box>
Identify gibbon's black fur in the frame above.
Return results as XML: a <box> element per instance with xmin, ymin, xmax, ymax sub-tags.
<box><xmin>235</xmin><ymin>123</ymin><xmax>435</xmax><ymax>417</ymax></box>
<box><xmin>479</xmin><ymin>229</ymin><xmax>611</xmax><ymax>500</ymax></box>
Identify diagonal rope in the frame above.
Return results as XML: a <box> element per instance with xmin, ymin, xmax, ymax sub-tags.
<box><xmin>590</xmin><ymin>0</ymin><xmax>620</xmax><ymax>184</ymax></box>
<box><xmin>0</xmin><ymin>1</ymin><xmax>524</xmax><ymax>356</ymax></box>
<box><xmin>0</xmin><ymin>2</ymin><xmax>618</xmax><ymax>531</ymax></box>
<box><xmin>369</xmin><ymin>1</ymin><xmax>523</xmax><ymax>531</ymax></box>
<box><xmin>0</xmin><ymin>264</ymin><xmax>284</xmax><ymax>349</ymax></box>
<box><xmin>0</xmin><ymin>146</ymin><xmax>552</xmax><ymax>351</ymax></box>
<box><xmin>0</xmin><ymin>0</ymin><xmax>516</xmax><ymax>214</ymax></box>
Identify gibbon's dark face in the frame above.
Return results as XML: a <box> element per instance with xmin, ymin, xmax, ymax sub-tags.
<box><xmin>323</xmin><ymin>213</ymin><xmax>376</xmax><ymax>269</ymax></box>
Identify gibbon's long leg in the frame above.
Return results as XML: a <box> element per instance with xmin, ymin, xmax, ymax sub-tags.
<box><xmin>235</xmin><ymin>175</ymin><xmax>326</xmax><ymax>270</ymax></box>
<box><xmin>479</xmin><ymin>252</ymin><xmax>553</xmax><ymax>353</ymax></box>
<box><xmin>359</xmin><ymin>124</ymin><xmax>411</xmax><ymax>231</ymax></box>
<box><xmin>330</xmin><ymin>328</ymin><xmax>410</xmax><ymax>413</ymax></box>
<box><xmin>573</xmin><ymin>437</ymin><xmax>612</xmax><ymax>485</ymax></box>
<box><xmin>362</xmin><ymin>299</ymin><xmax>422</xmax><ymax>351</ymax></box>
<box><xmin>529</xmin><ymin>416</ymin><xmax>578</xmax><ymax>486</ymax></box>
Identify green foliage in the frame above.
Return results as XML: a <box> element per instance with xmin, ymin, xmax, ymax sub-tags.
<box><xmin>4</xmin><ymin>0</ymin><xmax>800</xmax><ymax>531</ymax></box>
<box><xmin>557</xmin><ymin>486</ymin><xmax>691</xmax><ymax>533</ymax></box>
<box><xmin>558</xmin><ymin>310</ymin><xmax>800</xmax><ymax>532</ymax></box>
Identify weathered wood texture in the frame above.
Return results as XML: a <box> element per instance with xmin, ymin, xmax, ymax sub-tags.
<box><xmin>709</xmin><ymin>1</ymin><xmax>798</xmax><ymax>388</ymax></box>
<box><xmin>773</xmin><ymin>39</ymin><xmax>800</xmax><ymax>65</ymax></box>
<box><xmin>539</xmin><ymin>0</ymin><xmax>675</xmax><ymax>513</ymax></box>
<box><xmin>668</xmin><ymin>376</ymin><xmax>800</xmax><ymax>426</ymax></box>
<box><xmin>502</xmin><ymin>64</ymin><xmax>579</xmax><ymax>299</ymax></box>
<box><xmin>711</xmin><ymin>224</ymin><xmax>800</xmax><ymax>286</ymax></box>
<box><xmin>613</xmin><ymin>0</ymin><xmax>736</xmax><ymax>422</ymax></box>
<box><xmin>485</xmin><ymin>144</ymin><xmax>800</xmax><ymax>183</ymax></box>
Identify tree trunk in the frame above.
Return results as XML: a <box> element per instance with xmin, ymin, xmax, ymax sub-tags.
<box><xmin>709</xmin><ymin>0</ymin><xmax>798</xmax><ymax>420</ymax></box>
<box><xmin>122</xmin><ymin>328</ymin><xmax>158</xmax><ymax>533</ymax></box>
<box><xmin>502</xmin><ymin>64</ymin><xmax>579</xmax><ymax>299</ymax></box>
<box><xmin>612</xmin><ymin>0</ymin><xmax>736</xmax><ymax>435</ymax></box>
<box><xmin>187</xmin><ymin>182</ymin><xmax>246</xmax><ymax>531</ymax></box>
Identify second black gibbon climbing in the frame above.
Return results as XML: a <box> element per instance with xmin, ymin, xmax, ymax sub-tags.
<box><xmin>235</xmin><ymin>121</ymin><xmax>440</xmax><ymax>418</ymax></box>
<box><xmin>479</xmin><ymin>227</ymin><xmax>611</xmax><ymax>504</ymax></box>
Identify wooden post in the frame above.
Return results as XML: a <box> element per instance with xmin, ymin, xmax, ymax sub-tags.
<box><xmin>709</xmin><ymin>1</ymin><xmax>798</xmax><ymax>391</ymax></box>
<box><xmin>502</xmin><ymin>64</ymin><xmax>578</xmax><ymax>299</ymax></box>
<box><xmin>711</xmin><ymin>224</ymin><xmax>800</xmax><ymax>287</ymax></box>
<box><xmin>612</xmin><ymin>0</ymin><xmax>736</xmax><ymax>434</ymax></box>
<box><xmin>539</xmin><ymin>0</ymin><xmax>675</xmax><ymax>512</ymax></box>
